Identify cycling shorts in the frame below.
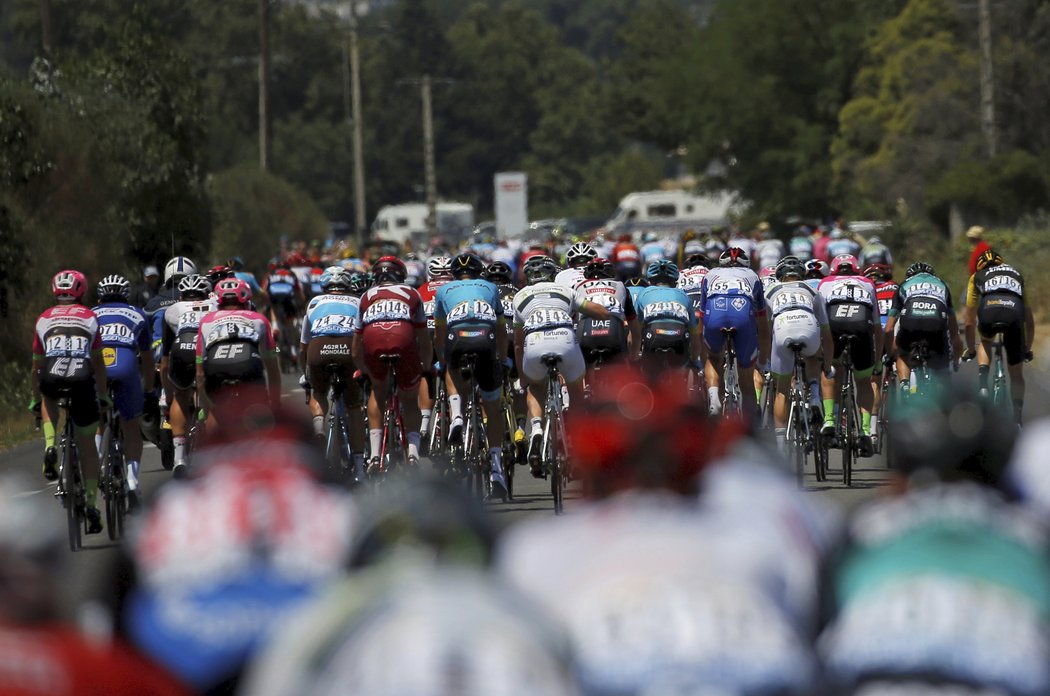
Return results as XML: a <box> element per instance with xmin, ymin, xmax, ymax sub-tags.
<box><xmin>40</xmin><ymin>379</ymin><xmax>100</xmax><ymax>429</ymax></box>
<box><xmin>577</xmin><ymin>317</ymin><xmax>627</xmax><ymax>365</ymax></box>
<box><xmin>641</xmin><ymin>320</ymin><xmax>690</xmax><ymax>365</ymax></box>
<box><xmin>444</xmin><ymin>325</ymin><xmax>503</xmax><ymax>401</ymax></box>
<box><xmin>831</xmin><ymin>329</ymin><xmax>876</xmax><ymax>378</ymax></box>
<box><xmin>307</xmin><ymin>338</ymin><xmax>361</xmax><ymax>409</ymax></box>
<box><xmin>703</xmin><ymin>303</ymin><xmax>759</xmax><ymax>369</ymax></box>
<box><xmin>167</xmin><ymin>352</ymin><xmax>196</xmax><ymax>391</ymax></box>
<box><xmin>270</xmin><ymin>295</ymin><xmax>297</xmax><ymax>322</ymax></box>
<box><xmin>203</xmin><ymin>341</ymin><xmax>265</xmax><ymax>396</ymax></box>
<box><xmin>978</xmin><ymin>294</ymin><xmax>1026</xmax><ymax>366</ymax></box>
<box><xmin>102</xmin><ymin>348</ymin><xmax>145</xmax><ymax>420</ymax></box>
<box><xmin>770</xmin><ymin>310</ymin><xmax>821</xmax><ymax>377</ymax></box>
<box><xmin>522</xmin><ymin>328</ymin><xmax>585</xmax><ymax>384</ymax></box>
<box><xmin>361</xmin><ymin>324</ymin><xmax>421</xmax><ymax>391</ymax></box>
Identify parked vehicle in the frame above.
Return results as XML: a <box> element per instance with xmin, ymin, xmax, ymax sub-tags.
<box><xmin>605</xmin><ymin>190</ymin><xmax>736</xmax><ymax>233</ymax></box>
<box><xmin>372</xmin><ymin>202</ymin><xmax>475</xmax><ymax>247</ymax></box>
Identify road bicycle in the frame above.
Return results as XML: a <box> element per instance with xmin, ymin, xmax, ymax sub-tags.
<box><xmin>319</xmin><ymin>364</ymin><xmax>357</xmax><ymax>483</ymax></box>
<box><xmin>758</xmin><ymin>369</ymin><xmax>775</xmax><ymax>429</ymax></box>
<box><xmin>721</xmin><ymin>327</ymin><xmax>743</xmax><ymax>418</ymax></box>
<box><xmin>427</xmin><ymin>366</ymin><xmax>449</xmax><ymax>460</ymax></box>
<box><xmin>452</xmin><ymin>353</ymin><xmax>491</xmax><ymax>500</ymax></box>
<box><xmin>54</xmin><ymin>390</ymin><xmax>88</xmax><ymax>551</ymax></box>
<box><xmin>499</xmin><ymin>375</ymin><xmax>521</xmax><ymax>501</ymax></box>
<box><xmin>97</xmin><ymin>383</ymin><xmax>128</xmax><ymax>541</ymax></box>
<box><xmin>988</xmin><ymin>331</ymin><xmax>1011</xmax><ymax>411</ymax></box>
<box><xmin>785</xmin><ymin>344</ymin><xmax>826</xmax><ymax>487</ymax></box>
<box><xmin>372</xmin><ymin>353</ymin><xmax>409</xmax><ymax>479</ymax></box>
<box><xmin>875</xmin><ymin>356</ymin><xmax>897</xmax><ymax>467</ymax></box>
<box><xmin>829</xmin><ymin>334</ymin><xmax>863</xmax><ymax>487</ymax></box>
<box><xmin>539</xmin><ymin>353</ymin><xmax>570</xmax><ymax>514</ymax></box>
<box><xmin>906</xmin><ymin>339</ymin><xmax>935</xmax><ymax>399</ymax></box>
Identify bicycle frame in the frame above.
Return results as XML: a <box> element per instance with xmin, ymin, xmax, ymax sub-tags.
<box><xmin>990</xmin><ymin>333</ymin><xmax>1011</xmax><ymax>410</ymax></box>
<box><xmin>785</xmin><ymin>346</ymin><xmax>824</xmax><ymax>487</ymax></box>
<box><xmin>456</xmin><ymin>354</ymin><xmax>489</xmax><ymax>500</ymax></box>
<box><xmin>836</xmin><ymin>338</ymin><xmax>861</xmax><ymax>487</ymax></box>
<box><xmin>324</xmin><ymin>370</ymin><xmax>355</xmax><ymax>480</ymax></box>
<box><xmin>55</xmin><ymin>395</ymin><xmax>85</xmax><ymax>552</ymax></box>
<box><xmin>428</xmin><ymin>370</ymin><xmax>448</xmax><ymax>459</ymax></box>
<box><xmin>721</xmin><ymin>330</ymin><xmax>742</xmax><ymax>417</ymax></box>
<box><xmin>375</xmin><ymin>357</ymin><xmax>408</xmax><ymax>478</ymax></box>
<box><xmin>97</xmin><ymin>384</ymin><xmax>127</xmax><ymax>541</ymax></box>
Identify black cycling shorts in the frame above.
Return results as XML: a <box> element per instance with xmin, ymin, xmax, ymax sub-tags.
<box><xmin>307</xmin><ymin>338</ymin><xmax>362</xmax><ymax>408</ymax></box>
<box><xmin>444</xmin><ymin>325</ymin><xmax>502</xmax><ymax>398</ymax></box>
<box><xmin>203</xmin><ymin>341</ymin><xmax>265</xmax><ymax>396</ymax></box>
<box><xmin>897</xmin><ymin>326</ymin><xmax>950</xmax><ymax>371</ymax></box>
<box><xmin>642</xmin><ymin>320</ymin><xmax>689</xmax><ymax>360</ymax></box>
<box><xmin>40</xmin><ymin>378</ymin><xmax>100</xmax><ymax>429</ymax></box>
<box><xmin>978</xmin><ymin>293</ymin><xmax>1026</xmax><ymax>365</ymax></box>
<box><xmin>577</xmin><ymin>317</ymin><xmax>627</xmax><ymax>365</ymax></box>
<box><xmin>270</xmin><ymin>295</ymin><xmax>297</xmax><ymax>321</ymax></box>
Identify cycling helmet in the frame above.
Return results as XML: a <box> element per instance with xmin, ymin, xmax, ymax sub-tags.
<box><xmin>226</xmin><ymin>256</ymin><xmax>245</xmax><ymax>271</ymax></box>
<box><xmin>347</xmin><ymin>271</ymin><xmax>371</xmax><ymax>296</ymax></box>
<box><xmin>624</xmin><ymin>276</ymin><xmax>649</xmax><ymax>288</ymax></box>
<box><xmin>868</xmin><ymin>235</ymin><xmax>882</xmax><ymax>245</ymax></box>
<box><xmin>646</xmin><ymin>259</ymin><xmax>680</xmax><ymax>284</ymax></box>
<box><xmin>905</xmin><ymin>261</ymin><xmax>935</xmax><ymax>279</ymax></box>
<box><xmin>643</xmin><ymin>231</ymin><xmax>658</xmax><ymax>243</ymax></box>
<box><xmin>320</xmin><ymin>267</ymin><xmax>352</xmax><ymax>292</ymax></box>
<box><xmin>426</xmin><ymin>255</ymin><xmax>453</xmax><ymax>280</ymax></box>
<box><xmin>975</xmin><ymin>249</ymin><xmax>1004</xmax><ymax>272</ymax></box>
<box><xmin>805</xmin><ymin>259</ymin><xmax>830</xmax><ymax>279</ymax></box>
<box><xmin>830</xmin><ymin>227</ymin><xmax>846</xmax><ymax>239</ymax></box>
<box><xmin>863</xmin><ymin>263</ymin><xmax>894</xmax><ymax>282</ymax></box>
<box><xmin>372</xmin><ymin>256</ymin><xmax>408</xmax><ymax>284</ymax></box>
<box><xmin>774</xmin><ymin>257</ymin><xmax>806</xmax><ymax>281</ymax></box>
<box><xmin>565</xmin><ymin>242</ymin><xmax>597</xmax><ymax>268</ymax></box>
<box><xmin>96</xmin><ymin>274</ymin><xmax>131</xmax><ymax>301</ymax></box>
<box><xmin>583</xmin><ymin>257</ymin><xmax>615</xmax><ymax>281</ymax></box>
<box><xmin>164</xmin><ymin>256</ymin><xmax>197</xmax><ymax>284</ymax></box>
<box><xmin>684</xmin><ymin>253</ymin><xmax>709</xmax><ymax>269</ymax></box>
<box><xmin>522</xmin><ymin>255</ymin><xmax>559</xmax><ymax>284</ymax></box>
<box><xmin>215</xmin><ymin>278</ymin><xmax>252</xmax><ymax>306</ymax></box>
<box><xmin>206</xmin><ymin>264</ymin><xmax>234</xmax><ymax>285</ymax></box>
<box><xmin>450</xmin><ymin>253</ymin><xmax>485</xmax><ymax>279</ymax></box>
<box><xmin>718</xmin><ymin>246</ymin><xmax>749</xmax><ymax>268</ymax></box>
<box><xmin>831</xmin><ymin>254</ymin><xmax>860</xmax><ymax>276</ymax></box>
<box><xmin>51</xmin><ymin>270</ymin><xmax>87</xmax><ymax>301</ymax></box>
<box><xmin>481</xmin><ymin>261</ymin><xmax>513</xmax><ymax>284</ymax></box>
<box><xmin>177</xmin><ymin>274</ymin><xmax>212</xmax><ymax>299</ymax></box>
<box><xmin>758</xmin><ymin>265</ymin><xmax>776</xmax><ymax>280</ymax></box>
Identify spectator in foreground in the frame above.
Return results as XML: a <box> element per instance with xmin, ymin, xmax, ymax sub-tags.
<box><xmin>966</xmin><ymin>225</ymin><xmax>992</xmax><ymax>276</ymax></box>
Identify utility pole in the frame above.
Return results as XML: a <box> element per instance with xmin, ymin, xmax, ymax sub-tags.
<box><xmin>421</xmin><ymin>74</ymin><xmax>437</xmax><ymax>240</ymax></box>
<box><xmin>258</xmin><ymin>0</ymin><xmax>272</xmax><ymax>171</ymax></box>
<box><xmin>349</xmin><ymin>3</ymin><xmax>367</xmax><ymax>250</ymax></box>
<box><xmin>978</xmin><ymin>0</ymin><xmax>997</xmax><ymax>158</ymax></box>
<box><xmin>40</xmin><ymin>0</ymin><xmax>52</xmax><ymax>55</ymax></box>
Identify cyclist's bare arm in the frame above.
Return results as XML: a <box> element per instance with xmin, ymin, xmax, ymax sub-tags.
<box><xmin>627</xmin><ymin>318</ymin><xmax>641</xmax><ymax>356</ymax></box>
<box><xmin>884</xmin><ymin>316</ymin><xmax>897</xmax><ymax>354</ymax></box>
<box><xmin>820</xmin><ymin>325</ymin><xmax>835</xmax><ymax>365</ymax></box>
<box><xmin>495</xmin><ymin>318</ymin><xmax>508</xmax><ymax>360</ymax></box>
<box><xmin>947</xmin><ymin>312</ymin><xmax>963</xmax><ymax>357</ymax></box>
<box><xmin>434</xmin><ymin>319</ymin><xmax>447</xmax><ymax>356</ymax></box>
<box><xmin>195</xmin><ymin>362</ymin><xmax>208</xmax><ymax>410</ymax></box>
<box><xmin>30</xmin><ymin>357</ymin><xmax>41</xmax><ymax>405</ymax></box>
<box><xmin>91</xmin><ymin>349</ymin><xmax>109</xmax><ymax>403</ymax></box>
<box><xmin>579</xmin><ymin>300</ymin><xmax>611</xmax><ymax>321</ymax></box>
<box><xmin>351</xmin><ymin>333</ymin><xmax>364</xmax><ymax>370</ymax></box>
<box><xmin>757</xmin><ymin>313</ymin><xmax>771</xmax><ymax>366</ymax></box>
<box><xmin>513</xmin><ymin>326</ymin><xmax>527</xmax><ymax>385</ymax></box>
<box><xmin>964</xmin><ymin>304</ymin><xmax>978</xmax><ymax>352</ymax></box>
<box><xmin>1025</xmin><ymin>305</ymin><xmax>1036</xmax><ymax>354</ymax></box>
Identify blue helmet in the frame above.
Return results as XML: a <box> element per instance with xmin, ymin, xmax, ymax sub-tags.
<box><xmin>320</xmin><ymin>266</ymin><xmax>351</xmax><ymax>291</ymax></box>
<box><xmin>646</xmin><ymin>259</ymin><xmax>680</xmax><ymax>284</ymax></box>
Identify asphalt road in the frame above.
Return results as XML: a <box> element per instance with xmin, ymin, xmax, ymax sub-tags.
<box><xmin>3</xmin><ymin>362</ymin><xmax>1049</xmax><ymax>614</ymax></box>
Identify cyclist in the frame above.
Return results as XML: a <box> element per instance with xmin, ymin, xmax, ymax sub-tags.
<box><xmin>30</xmin><ymin>270</ymin><xmax>111</xmax><ymax>535</ymax></box>
<box><xmin>803</xmin><ymin>259</ymin><xmax>829</xmax><ymax>291</ymax></box>
<box><xmin>820</xmin><ymin>383</ymin><xmax>1049</xmax><ymax>695</ymax></box>
<box><xmin>963</xmin><ymin>249</ymin><xmax>1034</xmax><ymax>425</ymax></box>
<box><xmin>699</xmin><ymin>247</ymin><xmax>770</xmax><ymax>417</ymax></box>
<box><xmin>678</xmin><ymin>229</ymin><xmax>705</xmax><ymax>267</ymax></box>
<box><xmin>612</xmin><ymin>234</ymin><xmax>642</xmax><ymax>281</ymax></box>
<box><xmin>859</xmin><ymin>234</ymin><xmax>893</xmax><ymax>268</ymax></box>
<box><xmin>866</xmin><ymin>262</ymin><xmax>899</xmax><ymax>437</ymax></box>
<box><xmin>304</xmin><ymin>263</ymin><xmax>326</xmax><ymax>302</ymax></box>
<box><xmin>640</xmin><ymin>231</ymin><xmax>666</xmax><ymax>263</ymax></box>
<box><xmin>483</xmin><ymin>260</ymin><xmax>528</xmax><ymax>448</ymax></box>
<box><xmin>677</xmin><ymin>252</ymin><xmax>710</xmax><ymax>325</ymax></box>
<box><xmin>818</xmin><ymin>254</ymin><xmax>882</xmax><ymax>455</ymax></box>
<box><xmin>205</xmin><ymin>263</ymin><xmax>235</xmax><ymax>288</ymax></box>
<box><xmin>576</xmin><ymin>257</ymin><xmax>639</xmax><ymax>370</ymax></box>
<box><xmin>352</xmin><ymin>256</ymin><xmax>431</xmax><ymax>472</ymax></box>
<box><xmin>624</xmin><ymin>275</ymin><xmax>650</xmax><ymax>307</ymax></box>
<box><xmin>555</xmin><ymin>241</ymin><xmax>597</xmax><ymax>291</ymax></box>
<box><xmin>93</xmin><ymin>274</ymin><xmax>155</xmax><ymax>511</ymax></box>
<box><xmin>227</xmin><ymin>255</ymin><xmax>263</xmax><ymax>297</ymax></box>
<box><xmin>789</xmin><ymin>225</ymin><xmax>815</xmax><ymax>261</ymax></box>
<box><xmin>159</xmin><ymin>274</ymin><xmax>217</xmax><ymax>478</ymax></box>
<box><xmin>403</xmin><ymin>252</ymin><xmax>426</xmax><ymax>288</ymax></box>
<box><xmin>418</xmin><ymin>256</ymin><xmax>453</xmax><ymax>448</ymax></box>
<box><xmin>754</xmin><ymin>222</ymin><xmax>785</xmax><ymax>270</ymax></box>
<box><xmin>433</xmin><ymin>253</ymin><xmax>510</xmax><ymax>500</ymax></box>
<box><xmin>633</xmin><ymin>260</ymin><xmax>700</xmax><ymax>376</ymax></box>
<box><xmin>262</xmin><ymin>260</ymin><xmax>304</xmax><ymax>360</ymax></box>
<box><xmin>884</xmin><ymin>261</ymin><xmax>963</xmax><ymax>391</ymax></box>
<box><xmin>196</xmin><ymin>278</ymin><xmax>280</xmax><ymax>420</ymax></box>
<box><xmin>824</xmin><ymin>226</ymin><xmax>861</xmax><ymax>262</ymax></box>
<box><xmin>512</xmin><ymin>255</ymin><xmax>611</xmax><ymax>478</ymax></box>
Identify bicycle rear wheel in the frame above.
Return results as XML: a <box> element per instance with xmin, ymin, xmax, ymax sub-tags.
<box><xmin>62</xmin><ymin>439</ymin><xmax>82</xmax><ymax>552</ymax></box>
<box><xmin>789</xmin><ymin>397</ymin><xmax>805</xmax><ymax>488</ymax></box>
<box><xmin>842</xmin><ymin>389</ymin><xmax>856</xmax><ymax>487</ymax></box>
<box><xmin>102</xmin><ymin>427</ymin><xmax>126</xmax><ymax>541</ymax></box>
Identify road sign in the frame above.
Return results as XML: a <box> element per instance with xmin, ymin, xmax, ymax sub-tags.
<box><xmin>495</xmin><ymin>172</ymin><xmax>528</xmax><ymax>240</ymax></box>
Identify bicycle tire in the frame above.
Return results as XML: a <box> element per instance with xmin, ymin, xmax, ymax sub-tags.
<box><xmin>502</xmin><ymin>405</ymin><xmax>516</xmax><ymax>501</ymax></box>
<box><xmin>102</xmin><ymin>427</ymin><xmax>122</xmax><ymax>541</ymax></box>
<box><xmin>842</xmin><ymin>386</ymin><xmax>855</xmax><ymax>487</ymax></box>
<box><xmin>789</xmin><ymin>395</ymin><xmax>805</xmax><ymax>488</ymax></box>
<box><xmin>546</xmin><ymin>416</ymin><xmax>563</xmax><ymax>514</ymax></box>
<box><xmin>62</xmin><ymin>435</ymin><xmax>82</xmax><ymax>552</ymax></box>
<box><xmin>159</xmin><ymin>428</ymin><xmax>174</xmax><ymax>470</ymax></box>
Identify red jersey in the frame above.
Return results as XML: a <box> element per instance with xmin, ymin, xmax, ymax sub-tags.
<box><xmin>418</xmin><ymin>279</ymin><xmax>452</xmax><ymax>330</ymax></box>
<box><xmin>354</xmin><ymin>284</ymin><xmax>426</xmax><ymax>334</ymax></box>
<box><xmin>612</xmin><ymin>242</ymin><xmax>641</xmax><ymax>265</ymax></box>
<box><xmin>32</xmin><ymin>305</ymin><xmax>103</xmax><ymax>382</ymax></box>
<box><xmin>874</xmin><ymin>280</ymin><xmax>899</xmax><ymax>326</ymax></box>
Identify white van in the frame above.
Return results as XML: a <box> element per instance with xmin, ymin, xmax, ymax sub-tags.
<box><xmin>605</xmin><ymin>190</ymin><xmax>736</xmax><ymax>233</ymax></box>
<box><xmin>372</xmin><ymin>202</ymin><xmax>475</xmax><ymax>247</ymax></box>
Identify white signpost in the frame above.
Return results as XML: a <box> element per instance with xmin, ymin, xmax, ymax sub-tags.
<box><xmin>495</xmin><ymin>172</ymin><xmax>528</xmax><ymax>239</ymax></box>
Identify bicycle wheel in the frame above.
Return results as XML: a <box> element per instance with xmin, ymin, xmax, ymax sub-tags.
<box><xmin>545</xmin><ymin>416</ymin><xmax>563</xmax><ymax>514</ymax></box>
<box><xmin>102</xmin><ymin>427</ymin><xmax>124</xmax><ymax>541</ymax></box>
<box><xmin>788</xmin><ymin>396</ymin><xmax>805</xmax><ymax>488</ymax></box>
<box><xmin>841</xmin><ymin>388</ymin><xmax>856</xmax><ymax>487</ymax></box>
<box><xmin>61</xmin><ymin>437</ymin><xmax>82</xmax><ymax>552</ymax></box>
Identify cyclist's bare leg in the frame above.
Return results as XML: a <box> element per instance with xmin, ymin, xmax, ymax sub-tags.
<box><xmin>704</xmin><ymin>352</ymin><xmax>724</xmax><ymax>406</ymax></box>
<box><xmin>398</xmin><ymin>385</ymin><xmax>422</xmax><ymax>455</ymax></box>
<box><xmin>525</xmin><ymin>382</ymin><xmax>543</xmax><ymax>420</ymax></box>
<box><xmin>481</xmin><ymin>396</ymin><xmax>504</xmax><ymax>452</ymax></box>
<box><xmin>857</xmin><ymin>375</ymin><xmax>875</xmax><ymax>433</ymax></box>
<box><xmin>895</xmin><ymin>355</ymin><xmax>910</xmax><ymax>387</ymax></box>
<box><xmin>773</xmin><ymin>375</ymin><xmax>791</xmax><ymax>430</ymax></box>
<box><xmin>169</xmin><ymin>387</ymin><xmax>194</xmax><ymax>464</ymax></box>
<box><xmin>123</xmin><ymin>416</ymin><xmax>143</xmax><ymax>462</ymax></box>
<box><xmin>738</xmin><ymin>365</ymin><xmax>758</xmax><ymax>414</ymax></box>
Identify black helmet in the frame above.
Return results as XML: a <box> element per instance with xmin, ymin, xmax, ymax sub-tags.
<box><xmin>481</xmin><ymin>261</ymin><xmax>513</xmax><ymax>284</ymax></box>
<box><xmin>905</xmin><ymin>261</ymin><xmax>935</xmax><ymax>279</ymax></box>
<box><xmin>583</xmin><ymin>257</ymin><xmax>615</xmax><ymax>281</ymax></box>
<box><xmin>774</xmin><ymin>257</ymin><xmax>806</xmax><ymax>281</ymax></box>
<box><xmin>522</xmin><ymin>255</ymin><xmax>559</xmax><ymax>284</ymax></box>
<box><xmin>624</xmin><ymin>276</ymin><xmax>650</xmax><ymax>288</ymax></box>
<box><xmin>451</xmin><ymin>253</ymin><xmax>485</xmax><ymax>279</ymax></box>
<box><xmin>684</xmin><ymin>253</ymin><xmax>709</xmax><ymax>270</ymax></box>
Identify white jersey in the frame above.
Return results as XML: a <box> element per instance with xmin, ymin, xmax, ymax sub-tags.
<box><xmin>575</xmin><ymin>278</ymin><xmax>630</xmax><ymax>320</ymax></box>
<box><xmin>765</xmin><ymin>280</ymin><xmax>828</xmax><ymax>325</ymax></box>
<box><xmin>756</xmin><ymin>239</ymin><xmax>786</xmax><ymax>268</ymax></box>
<box><xmin>512</xmin><ymin>282</ymin><xmax>581</xmax><ymax>334</ymax></box>
<box><xmin>162</xmin><ymin>298</ymin><xmax>218</xmax><ymax>348</ymax></box>
<box><xmin>498</xmin><ymin>489</ymin><xmax>823</xmax><ymax>695</ymax></box>
<box><xmin>677</xmin><ymin>266</ymin><xmax>709</xmax><ymax>294</ymax></box>
<box><xmin>553</xmin><ymin>267</ymin><xmax>586</xmax><ymax>292</ymax></box>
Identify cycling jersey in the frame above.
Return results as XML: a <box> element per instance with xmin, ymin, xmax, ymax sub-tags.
<box><xmin>789</xmin><ymin>235</ymin><xmax>814</xmax><ymax>261</ymax></box>
<box><xmin>553</xmin><ymin>267</ymin><xmax>586</xmax><ymax>291</ymax></box>
<box><xmin>677</xmin><ymin>266</ymin><xmax>709</xmax><ymax>323</ymax></box>
<box><xmin>355</xmin><ymin>284</ymin><xmax>427</xmax><ymax>390</ymax></box>
<box><xmin>819</xmin><ymin>275</ymin><xmax>879</xmax><ymax>374</ymax></box>
<box><xmin>576</xmin><ymin>278</ymin><xmax>634</xmax><ymax>364</ymax></box>
<box><xmin>305</xmin><ymin>268</ymin><xmax>325</xmax><ymax>300</ymax></box>
<box><xmin>641</xmin><ymin>240</ymin><xmax>666</xmax><ymax>262</ymax></box>
<box><xmin>612</xmin><ymin>242</ymin><xmax>642</xmax><ymax>280</ymax></box>
<box><xmin>890</xmin><ymin>273</ymin><xmax>953</xmax><ymax>369</ymax></box>
<box><xmin>635</xmin><ymin>286</ymin><xmax>696</xmax><ymax>362</ymax></box>
<box><xmin>859</xmin><ymin>242</ymin><xmax>893</xmax><ymax>267</ymax></box>
<box><xmin>161</xmin><ymin>298</ymin><xmax>218</xmax><ymax>390</ymax></box>
<box><xmin>289</xmin><ymin>265</ymin><xmax>313</xmax><ymax>289</ymax></box>
<box><xmin>196</xmin><ymin>309</ymin><xmax>275</xmax><ymax>394</ymax></box>
<box><xmin>404</xmin><ymin>260</ymin><xmax>426</xmax><ymax>288</ymax></box>
<box><xmin>264</xmin><ymin>270</ymin><xmax>300</xmax><ymax>303</ymax></box>
<box><xmin>435</xmin><ymin>278</ymin><xmax>504</xmax><ymax>397</ymax></box>
<box><xmin>699</xmin><ymin>267</ymin><xmax>766</xmax><ymax>366</ymax></box>
<box><xmin>300</xmin><ymin>293</ymin><xmax>360</xmax><ymax>342</ymax></box>
<box><xmin>512</xmin><ymin>283</ymin><xmax>587</xmax><ymax>383</ymax></box>
<box><xmin>826</xmin><ymin>237</ymin><xmax>862</xmax><ymax>261</ymax></box>
<box><xmin>93</xmin><ymin>302</ymin><xmax>151</xmax><ymax>420</ymax></box>
<box><xmin>434</xmin><ymin>279</ymin><xmax>503</xmax><ymax>329</ymax></box>
<box><xmin>418</xmin><ymin>278</ymin><xmax>451</xmax><ymax>331</ymax></box>
<box><xmin>820</xmin><ymin>483</ymin><xmax>1050</xmax><ymax>696</ymax></box>
<box><xmin>32</xmin><ymin>305</ymin><xmax>105</xmax><ymax>428</ymax></box>
<box><xmin>874</xmin><ymin>280</ymin><xmax>899</xmax><ymax>330</ymax></box>
<box><xmin>755</xmin><ymin>238</ymin><xmax>785</xmax><ymax>269</ymax></box>
<box><xmin>765</xmin><ymin>281</ymin><xmax>828</xmax><ymax>376</ymax></box>
<box><xmin>233</xmin><ymin>270</ymin><xmax>262</xmax><ymax>295</ymax></box>
<box><xmin>966</xmin><ymin>264</ymin><xmax>1027</xmax><ymax>364</ymax></box>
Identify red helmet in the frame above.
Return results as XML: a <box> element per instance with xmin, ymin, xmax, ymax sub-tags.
<box><xmin>51</xmin><ymin>270</ymin><xmax>87</xmax><ymax>301</ymax></box>
<box><xmin>831</xmin><ymin>254</ymin><xmax>860</xmax><ymax>276</ymax></box>
<box><xmin>372</xmin><ymin>255</ymin><xmax>408</xmax><ymax>284</ymax></box>
<box><xmin>863</xmin><ymin>263</ymin><xmax>893</xmax><ymax>282</ymax></box>
<box><xmin>215</xmin><ymin>278</ymin><xmax>252</xmax><ymax>306</ymax></box>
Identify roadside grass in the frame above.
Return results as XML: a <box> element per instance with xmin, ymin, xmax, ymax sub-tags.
<box><xmin>0</xmin><ymin>364</ymin><xmax>34</xmax><ymax>453</ymax></box>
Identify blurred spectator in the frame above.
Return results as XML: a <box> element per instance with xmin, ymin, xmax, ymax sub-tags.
<box><xmin>93</xmin><ymin>395</ymin><xmax>357</xmax><ymax>695</ymax></box>
<box><xmin>967</xmin><ymin>225</ymin><xmax>992</xmax><ymax>276</ymax></box>
<box><xmin>813</xmin><ymin>224</ymin><xmax>831</xmax><ymax>264</ymax></box>
<box><xmin>819</xmin><ymin>382</ymin><xmax>1050</xmax><ymax>695</ymax></box>
<box><xmin>241</xmin><ymin>478</ymin><xmax>580</xmax><ymax>696</ymax></box>
<box><xmin>0</xmin><ymin>472</ymin><xmax>190</xmax><ymax>696</ymax></box>
<box><xmin>130</xmin><ymin>265</ymin><xmax>161</xmax><ymax>309</ymax></box>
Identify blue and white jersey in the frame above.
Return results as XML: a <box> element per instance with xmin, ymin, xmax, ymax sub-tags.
<box><xmin>233</xmin><ymin>271</ymin><xmax>262</xmax><ymax>295</ymax></box>
<box><xmin>700</xmin><ymin>267</ymin><xmax>766</xmax><ymax>316</ymax></box>
<box><xmin>301</xmin><ymin>293</ymin><xmax>360</xmax><ymax>342</ymax></box>
<box><xmin>641</xmin><ymin>241</ymin><xmax>666</xmax><ymax>263</ymax></box>
<box><xmin>626</xmin><ymin>284</ymin><xmax>648</xmax><ymax>308</ymax></box>
<box><xmin>434</xmin><ymin>278</ymin><xmax>502</xmax><ymax>328</ymax></box>
<box><xmin>634</xmin><ymin>286</ymin><xmax>697</xmax><ymax>329</ymax></box>
<box><xmin>825</xmin><ymin>237</ymin><xmax>861</xmax><ymax>261</ymax></box>
<box><xmin>789</xmin><ymin>236</ymin><xmax>814</xmax><ymax>261</ymax></box>
<box><xmin>93</xmin><ymin>302</ymin><xmax>151</xmax><ymax>376</ymax></box>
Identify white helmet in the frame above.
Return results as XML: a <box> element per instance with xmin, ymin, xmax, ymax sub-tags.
<box><xmin>165</xmin><ymin>256</ymin><xmax>197</xmax><ymax>284</ymax></box>
<box><xmin>427</xmin><ymin>256</ymin><xmax>452</xmax><ymax>280</ymax></box>
<box><xmin>177</xmin><ymin>274</ymin><xmax>211</xmax><ymax>298</ymax></box>
<box><xmin>565</xmin><ymin>242</ymin><xmax>597</xmax><ymax>268</ymax></box>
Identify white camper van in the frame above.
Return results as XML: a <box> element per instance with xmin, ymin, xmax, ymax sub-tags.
<box><xmin>372</xmin><ymin>202</ymin><xmax>475</xmax><ymax>246</ymax></box>
<box><xmin>605</xmin><ymin>190</ymin><xmax>736</xmax><ymax>233</ymax></box>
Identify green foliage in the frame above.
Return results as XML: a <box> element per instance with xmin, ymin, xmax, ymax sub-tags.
<box><xmin>925</xmin><ymin>150</ymin><xmax>1050</xmax><ymax>226</ymax></box>
<box><xmin>209</xmin><ymin>163</ymin><xmax>329</xmax><ymax>277</ymax></box>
